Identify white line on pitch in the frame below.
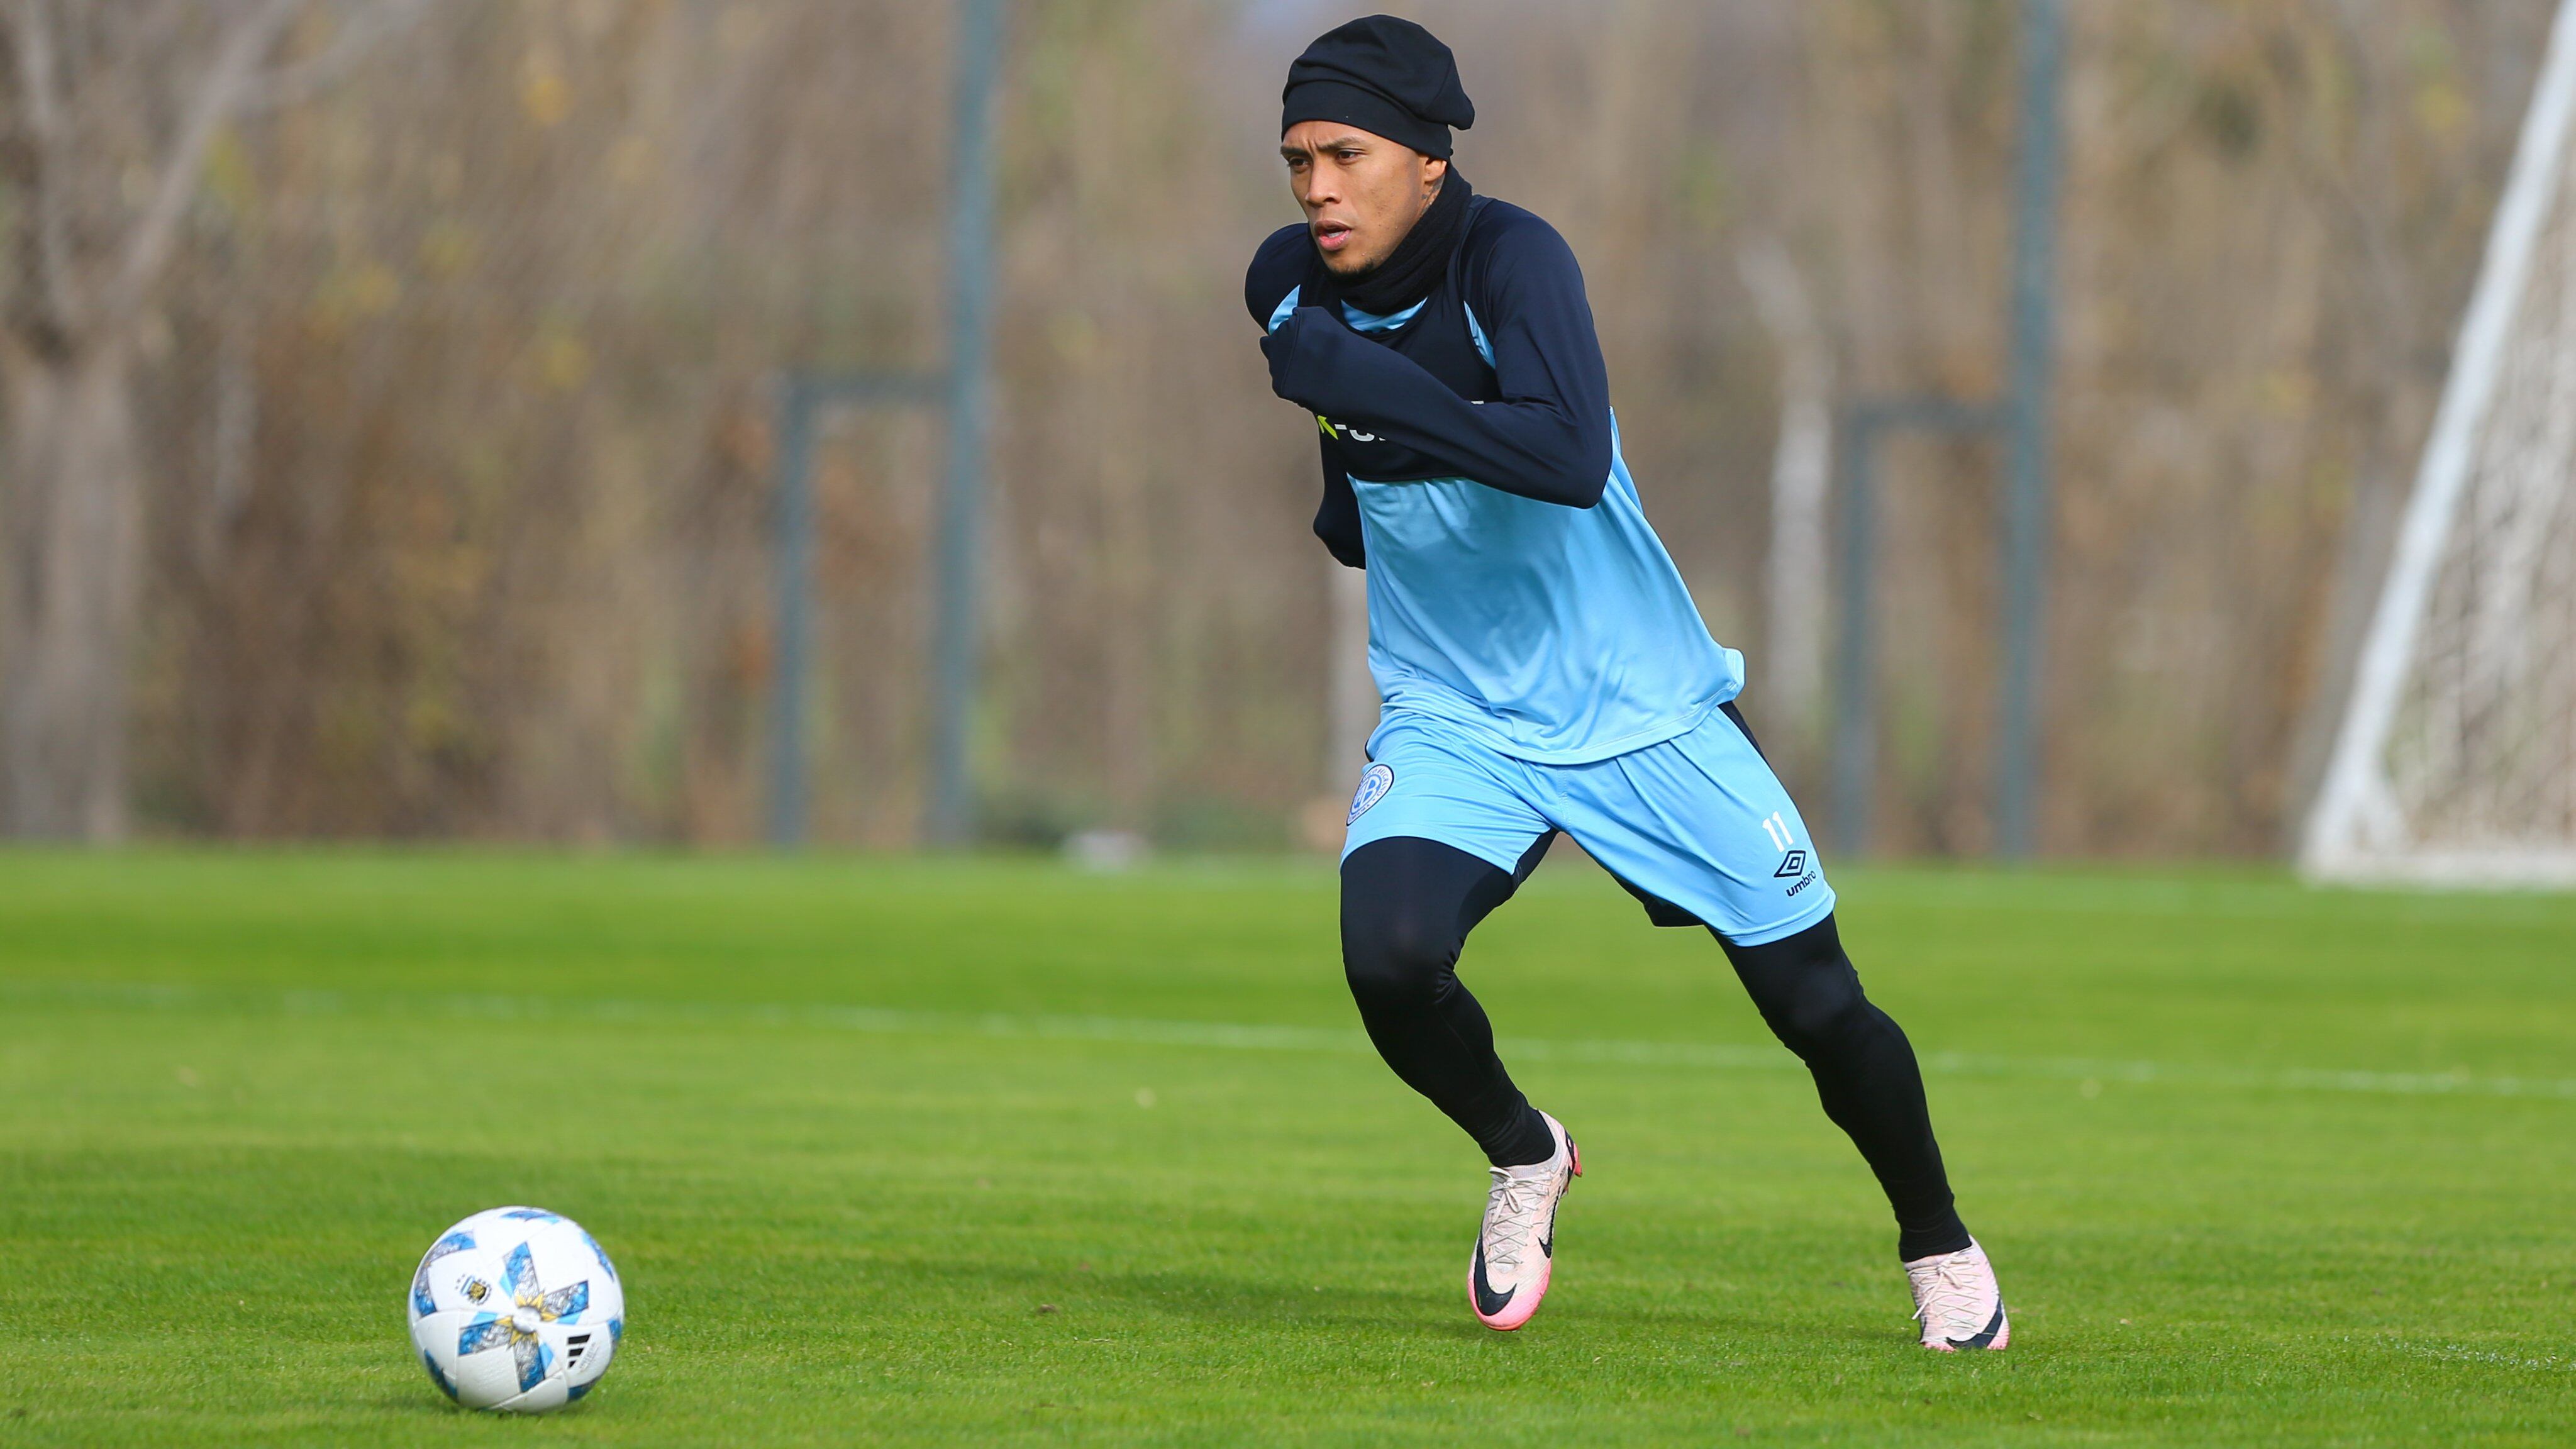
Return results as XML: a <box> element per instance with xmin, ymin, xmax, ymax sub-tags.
<box><xmin>5</xmin><ymin>979</ymin><xmax>2573</xmax><ymax>1102</ymax></box>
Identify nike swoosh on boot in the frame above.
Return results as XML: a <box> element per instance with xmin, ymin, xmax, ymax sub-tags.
<box><xmin>1472</xmin><ymin>1244</ymin><xmax>1516</xmax><ymax>1319</ymax></box>
<box><xmin>1947</xmin><ymin>1304</ymin><xmax>2007</xmax><ymax>1351</ymax></box>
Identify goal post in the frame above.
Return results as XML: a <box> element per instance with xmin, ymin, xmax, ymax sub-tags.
<box><xmin>2302</xmin><ymin>0</ymin><xmax>2576</xmax><ymax>886</ymax></box>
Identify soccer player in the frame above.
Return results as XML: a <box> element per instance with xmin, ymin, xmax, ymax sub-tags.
<box><xmin>1246</xmin><ymin>16</ymin><xmax>2007</xmax><ymax>1348</ymax></box>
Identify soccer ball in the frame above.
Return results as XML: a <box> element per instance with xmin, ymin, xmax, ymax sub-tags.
<box><xmin>407</xmin><ymin>1206</ymin><xmax>625</xmax><ymax>1413</ymax></box>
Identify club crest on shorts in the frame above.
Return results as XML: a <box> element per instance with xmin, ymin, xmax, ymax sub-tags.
<box><xmin>1348</xmin><ymin>762</ymin><xmax>1396</xmax><ymax>823</ymax></box>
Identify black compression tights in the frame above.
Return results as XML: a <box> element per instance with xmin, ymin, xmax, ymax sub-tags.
<box><xmin>1340</xmin><ymin>835</ymin><xmax>1972</xmax><ymax>1261</ymax></box>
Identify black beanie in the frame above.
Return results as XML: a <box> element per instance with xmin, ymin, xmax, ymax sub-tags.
<box><xmin>1281</xmin><ymin>15</ymin><xmax>1474</xmax><ymax>160</ymax></box>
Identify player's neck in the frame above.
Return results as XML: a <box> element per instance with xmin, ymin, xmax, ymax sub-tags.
<box><xmin>1321</xmin><ymin>170</ymin><xmax>1473</xmax><ymax>318</ymax></box>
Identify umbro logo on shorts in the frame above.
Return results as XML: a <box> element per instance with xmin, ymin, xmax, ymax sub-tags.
<box><xmin>1348</xmin><ymin>762</ymin><xmax>1396</xmax><ymax>823</ymax></box>
<box><xmin>1774</xmin><ymin>849</ymin><xmax>1809</xmax><ymax>879</ymax></box>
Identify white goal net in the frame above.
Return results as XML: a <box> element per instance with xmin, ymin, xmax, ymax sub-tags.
<box><xmin>2304</xmin><ymin>0</ymin><xmax>2576</xmax><ymax>885</ymax></box>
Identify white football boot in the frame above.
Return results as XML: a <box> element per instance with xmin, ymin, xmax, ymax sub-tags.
<box><xmin>1468</xmin><ymin>1111</ymin><xmax>1580</xmax><ymax>1331</ymax></box>
<box><xmin>1904</xmin><ymin>1239</ymin><xmax>2009</xmax><ymax>1351</ymax></box>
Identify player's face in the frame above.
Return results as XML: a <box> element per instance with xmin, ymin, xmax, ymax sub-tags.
<box><xmin>1280</xmin><ymin>122</ymin><xmax>1448</xmax><ymax>275</ymax></box>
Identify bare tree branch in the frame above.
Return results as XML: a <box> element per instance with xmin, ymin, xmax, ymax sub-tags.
<box><xmin>239</xmin><ymin>0</ymin><xmax>436</xmax><ymax>116</ymax></box>
<box><xmin>97</xmin><ymin>0</ymin><xmax>303</xmax><ymax>345</ymax></box>
<box><xmin>1738</xmin><ymin>236</ymin><xmax>1836</xmax><ymax>728</ymax></box>
<box><xmin>8</xmin><ymin>0</ymin><xmax>83</xmax><ymax>341</ymax></box>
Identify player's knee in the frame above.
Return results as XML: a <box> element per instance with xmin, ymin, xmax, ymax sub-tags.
<box><xmin>1765</xmin><ymin>967</ymin><xmax>1868</xmax><ymax>1053</ymax></box>
<box><xmin>1728</xmin><ymin>921</ymin><xmax>1872</xmax><ymax>1056</ymax></box>
<box><xmin>1341</xmin><ymin>901</ymin><xmax>1460</xmax><ymax>1009</ymax></box>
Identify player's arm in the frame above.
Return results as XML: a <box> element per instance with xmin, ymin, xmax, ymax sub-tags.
<box><xmin>1312</xmin><ymin>441</ymin><xmax>1365</xmax><ymax>566</ymax></box>
<box><xmin>1247</xmin><ymin>225</ymin><xmax>1365</xmax><ymax>567</ymax></box>
<box><xmin>1258</xmin><ymin>215</ymin><xmax>1612</xmax><ymax>508</ymax></box>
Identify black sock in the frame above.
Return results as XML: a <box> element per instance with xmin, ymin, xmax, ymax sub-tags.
<box><xmin>1485</xmin><ymin>1102</ymin><xmax>1558</xmax><ymax>1168</ymax></box>
<box><xmin>1889</xmin><ymin>1174</ymin><xmax>1972</xmax><ymax>1261</ymax></box>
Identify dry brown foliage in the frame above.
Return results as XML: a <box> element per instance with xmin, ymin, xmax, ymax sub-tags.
<box><xmin>2</xmin><ymin>0</ymin><xmax>2550</xmax><ymax>854</ymax></box>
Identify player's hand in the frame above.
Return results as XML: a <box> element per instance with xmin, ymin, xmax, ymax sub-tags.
<box><xmin>1260</xmin><ymin>304</ymin><xmax>1353</xmax><ymax>409</ymax></box>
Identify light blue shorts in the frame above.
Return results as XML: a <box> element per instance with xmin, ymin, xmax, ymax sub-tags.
<box><xmin>1340</xmin><ymin>705</ymin><xmax>1835</xmax><ymax>946</ymax></box>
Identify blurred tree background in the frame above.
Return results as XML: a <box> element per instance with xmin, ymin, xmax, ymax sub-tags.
<box><xmin>0</xmin><ymin>0</ymin><xmax>2551</xmax><ymax>855</ymax></box>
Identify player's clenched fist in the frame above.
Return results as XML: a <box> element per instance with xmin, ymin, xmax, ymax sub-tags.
<box><xmin>1258</xmin><ymin>304</ymin><xmax>1354</xmax><ymax>410</ymax></box>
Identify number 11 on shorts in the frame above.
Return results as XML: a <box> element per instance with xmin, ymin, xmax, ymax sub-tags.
<box><xmin>1760</xmin><ymin>812</ymin><xmax>1796</xmax><ymax>852</ymax></box>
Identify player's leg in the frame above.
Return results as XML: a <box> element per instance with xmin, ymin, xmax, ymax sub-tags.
<box><xmin>1340</xmin><ymin>833</ymin><xmax>1558</xmax><ymax>1168</ymax></box>
<box><xmin>1335</xmin><ymin>724</ymin><xmax>1579</xmax><ymax>1331</ymax></box>
<box><xmin>1541</xmin><ymin>701</ymin><xmax>2006</xmax><ymax>1347</ymax></box>
<box><xmin>1719</xmin><ymin>906</ymin><xmax>2004</xmax><ymax>1350</ymax></box>
<box><xmin>1716</xmin><ymin>914</ymin><xmax>1966</xmax><ymax>1263</ymax></box>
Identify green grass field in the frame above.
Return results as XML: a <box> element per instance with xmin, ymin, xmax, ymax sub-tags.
<box><xmin>3</xmin><ymin>851</ymin><xmax>2573</xmax><ymax>1446</ymax></box>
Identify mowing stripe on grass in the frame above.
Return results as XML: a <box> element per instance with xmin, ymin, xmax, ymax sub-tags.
<box><xmin>8</xmin><ymin>977</ymin><xmax>2573</xmax><ymax>1104</ymax></box>
<box><xmin>2393</xmin><ymin>1343</ymin><xmax>2576</xmax><ymax>1373</ymax></box>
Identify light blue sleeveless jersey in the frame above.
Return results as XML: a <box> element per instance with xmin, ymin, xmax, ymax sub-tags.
<box><xmin>1272</xmin><ymin>289</ymin><xmax>1743</xmax><ymax>765</ymax></box>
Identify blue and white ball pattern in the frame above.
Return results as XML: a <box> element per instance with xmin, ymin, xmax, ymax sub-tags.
<box><xmin>408</xmin><ymin>1206</ymin><xmax>625</xmax><ymax>1413</ymax></box>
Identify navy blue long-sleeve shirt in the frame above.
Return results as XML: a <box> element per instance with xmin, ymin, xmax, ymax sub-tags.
<box><xmin>1238</xmin><ymin>193</ymin><xmax>1741</xmax><ymax>765</ymax></box>
<box><xmin>1246</xmin><ymin>199</ymin><xmax>1617</xmax><ymax>564</ymax></box>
